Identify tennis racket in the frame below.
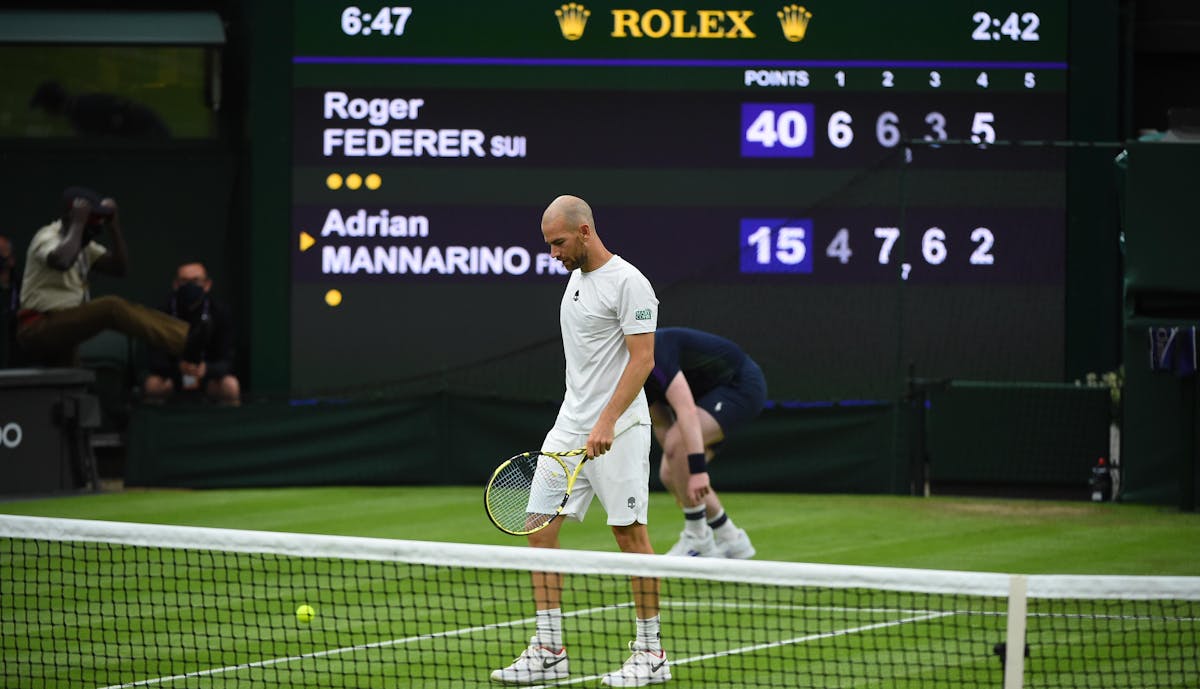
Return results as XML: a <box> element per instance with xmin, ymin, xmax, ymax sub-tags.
<box><xmin>484</xmin><ymin>447</ymin><xmax>590</xmax><ymax>536</ymax></box>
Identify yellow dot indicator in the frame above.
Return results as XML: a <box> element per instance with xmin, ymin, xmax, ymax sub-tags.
<box><xmin>345</xmin><ymin>173</ymin><xmax>363</xmax><ymax>190</ymax></box>
<box><xmin>365</xmin><ymin>173</ymin><xmax>382</xmax><ymax>190</ymax></box>
<box><xmin>325</xmin><ymin>289</ymin><xmax>343</xmax><ymax>307</ymax></box>
<box><xmin>326</xmin><ymin>173</ymin><xmax>343</xmax><ymax>190</ymax></box>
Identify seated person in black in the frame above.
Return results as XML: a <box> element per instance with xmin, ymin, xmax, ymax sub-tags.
<box><xmin>143</xmin><ymin>262</ymin><xmax>239</xmax><ymax>405</ymax></box>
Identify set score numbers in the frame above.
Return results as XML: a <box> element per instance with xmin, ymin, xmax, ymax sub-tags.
<box><xmin>742</xmin><ymin>104</ymin><xmax>997</xmax><ymax>157</ymax></box>
<box><xmin>341</xmin><ymin>6</ymin><xmax>412</xmax><ymax>36</ymax></box>
<box><xmin>741</xmin><ymin>221</ymin><xmax>996</xmax><ymax>276</ymax></box>
<box><xmin>852</xmin><ymin>227</ymin><xmax>996</xmax><ymax>269</ymax></box>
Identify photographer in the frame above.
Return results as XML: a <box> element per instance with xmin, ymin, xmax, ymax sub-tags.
<box><xmin>16</xmin><ymin>186</ymin><xmax>207</xmax><ymax>367</ymax></box>
<box><xmin>143</xmin><ymin>262</ymin><xmax>240</xmax><ymax>405</ymax></box>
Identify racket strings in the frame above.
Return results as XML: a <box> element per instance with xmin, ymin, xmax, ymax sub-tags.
<box><xmin>486</xmin><ymin>452</ymin><xmax>575</xmax><ymax>534</ymax></box>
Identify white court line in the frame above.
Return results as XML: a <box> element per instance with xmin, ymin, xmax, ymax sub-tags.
<box><xmin>527</xmin><ymin>609</ymin><xmax>958</xmax><ymax>689</ymax></box>
<box><xmin>671</xmin><ymin>600</ymin><xmax>964</xmax><ymax>615</ymax></box>
<box><xmin>96</xmin><ymin>603</ymin><xmax>632</xmax><ymax>688</ymax></box>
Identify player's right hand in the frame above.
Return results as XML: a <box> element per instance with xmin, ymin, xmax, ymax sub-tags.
<box><xmin>586</xmin><ymin>418</ymin><xmax>616</xmax><ymax>458</ymax></box>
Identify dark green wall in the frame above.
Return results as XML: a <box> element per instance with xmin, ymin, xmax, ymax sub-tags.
<box><xmin>126</xmin><ymin>396</ymin><xmax>907</xmax><ymax>494</ymax></box>
<box><xmin>927</xmin><ymin>382</ymin><xmax>1112</xmax><ymax>493</ymax></box>
<box><xmin>1120</xmin><ymin>141</ymin><xmax>1200</xmax><ymax>509</ymax></box>
<box><xmin>1065</xmin><ymin>0</ymin><xmax>1123</xmax><ymax>381</ymax></box>
<box><xmin>241</xmin><ymin>0</ymin><xmax>291</xmax><ymax>395</ymax></box>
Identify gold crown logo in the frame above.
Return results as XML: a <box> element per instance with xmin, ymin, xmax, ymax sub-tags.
<box><xmin>555</xmin><ymin>3</ymin><xmax>591</xmax><ymax>41</ymax></box>
<box><xmin>777</xmin><ymin>4</ymin><xmax>813</xmax><ymax>43</ymax></box>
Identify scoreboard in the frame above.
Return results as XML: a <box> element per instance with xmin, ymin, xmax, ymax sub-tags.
<box><xmin>290</xmin><ymin>1</ymin><xmax>1072</xmax><ymax>399</ymax></box>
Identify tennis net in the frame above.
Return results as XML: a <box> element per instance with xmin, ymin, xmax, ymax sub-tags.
<box><xmin>2</xmin><ymin>515</ymin><xmax>1197</xmax><ymax>688</ymax></box>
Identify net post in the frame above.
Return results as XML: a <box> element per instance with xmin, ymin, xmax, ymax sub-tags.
<box><xmin>1003</xmin><ymin>574</ymin><xmax>1028</xmax><ymax>689</ymax></box>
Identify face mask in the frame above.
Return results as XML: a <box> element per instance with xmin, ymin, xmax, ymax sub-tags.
<box><xmin>175</xmin><ymin>281</ymin><xmax>206</xmax><ymax>314</ymax></box>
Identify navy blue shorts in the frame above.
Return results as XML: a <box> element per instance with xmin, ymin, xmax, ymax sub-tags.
<box><xmin>695</xmin><ymin>358</ymin><xmax>767</xmax><ymax>437</ymax></box>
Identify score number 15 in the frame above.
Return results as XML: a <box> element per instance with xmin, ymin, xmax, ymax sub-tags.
<box><xmin>740</xmin><ymin>219</ymin><xmax>813</xmax><ymax>273</ymax></box>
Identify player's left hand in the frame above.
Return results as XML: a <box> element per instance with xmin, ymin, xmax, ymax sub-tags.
<box><xmin>686</xmin><ymin>472</ymin><xmax>711</xmax><ymax>504</ymax></box>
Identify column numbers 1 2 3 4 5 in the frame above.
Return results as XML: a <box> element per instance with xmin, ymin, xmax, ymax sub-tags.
<box><xmin>341</xmin><ymin>7</ymin><xmax>413</xmax><ymax>36</ymax></box>
<box><xmin>971</xmin><ymin>11</ymin><xmax>1039</xmax><ymax>41</ymax></box>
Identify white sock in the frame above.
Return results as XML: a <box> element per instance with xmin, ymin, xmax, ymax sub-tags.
<box><xmin>708</xmin><ymin>509</ymin><xmax>737</xmax><ymax>541</ymax></box>
<box><xmin>682</xmin><ymin>504</ymin><xmax>708</xmax><ymax>537</ymax></box>
<box><xmin>535</xmin><ymin>608</ymin><xmax>563</xmax><ymax>650</ymax></box>
<box><xmin>636</xmin><ymin>615</ymin><xmax>662</xmax><ymax>652</ymax></box>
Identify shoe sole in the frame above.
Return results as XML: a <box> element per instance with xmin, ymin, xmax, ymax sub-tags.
<box><xmin>722</xmin><ymin>542</ymin><xmax>756</xmax><ymax>559</ymax></box>
<box><xmin>491</xmin><ymin>672</ymin><xmax>567</xmax><ymax>684</ymax></box>
<box><xmin>601</xmin><ymin>673</ymin><xmax>672</xmax><ymax>687</ymax></box>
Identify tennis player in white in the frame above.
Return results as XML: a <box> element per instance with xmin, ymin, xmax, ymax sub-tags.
<box><xmin>492</xmin><ymin>195</ymin><xmax>669</xmax><ymax>687</ymax></box>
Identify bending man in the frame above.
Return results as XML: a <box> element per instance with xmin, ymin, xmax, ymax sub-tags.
<box><xmin>645</xmin><ymin>327</ymin><xmax>767</xmax><ymax>559</ymax></box>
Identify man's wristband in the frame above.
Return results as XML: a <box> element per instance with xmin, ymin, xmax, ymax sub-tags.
<box><xmin>687</xmin><ymin>453</ymin><xmax>707</xmax><ymax>474</ymax></box>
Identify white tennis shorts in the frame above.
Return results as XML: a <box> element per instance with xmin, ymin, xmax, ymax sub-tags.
<box><xmin>537</xmin><ymin>423</ymin><xmax>651</xmax><ymax>526</ymax></box>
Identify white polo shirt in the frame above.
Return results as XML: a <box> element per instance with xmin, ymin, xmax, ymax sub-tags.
<box><xmin>555</xmin><ymin>254</ymin><xmax>658</xmax><ymax>434</ymax></box>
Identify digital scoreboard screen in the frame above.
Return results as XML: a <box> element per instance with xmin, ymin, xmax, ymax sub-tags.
<box><xmin>291</xmin><ymin>1</ymin><xmax>1069</xmax><ymax>400</ymax></box>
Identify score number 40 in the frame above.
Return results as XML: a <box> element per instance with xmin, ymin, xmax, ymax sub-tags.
<box><xmin>742</xmin><ymin>104</ymin><xmax>997</xmax><ymax>156</ymax></box>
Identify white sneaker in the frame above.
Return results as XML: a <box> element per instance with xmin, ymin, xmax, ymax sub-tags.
<box><xmin>665</xmin><ymin>526</ymin><xmax>719</xmax><ymax>557</ymax></box>
<box><xmin>601</xmin><ymin>641</ymin><xmax>671</xmax><ymax>687</ymax></box>
<box><xmin>490</xmin><ymin>637</ymin><xmax>568</xmax><ymax>684</ymax></box>
<box><xmin>717</xmin><ymin>528</ymin><xmax>756</xmax><ymax>559</ymax></box>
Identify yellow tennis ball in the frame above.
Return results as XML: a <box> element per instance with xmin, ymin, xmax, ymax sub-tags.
<box><xmin>296</xmin><ymin>604</ymin><xmax>315</xmax><ymax>623</ymax></box>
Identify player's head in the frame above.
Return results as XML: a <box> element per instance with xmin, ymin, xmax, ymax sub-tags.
<box><xmin>541</xmin><ymin>194</ymin><xmax>597</xmax><ymax>272</ymax></box>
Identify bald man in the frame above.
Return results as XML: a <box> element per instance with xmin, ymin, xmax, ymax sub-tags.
<box><xmin>492</xmin><ymin>195</ymin><xmax>669</xmax><ymax>687</ymax></box>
